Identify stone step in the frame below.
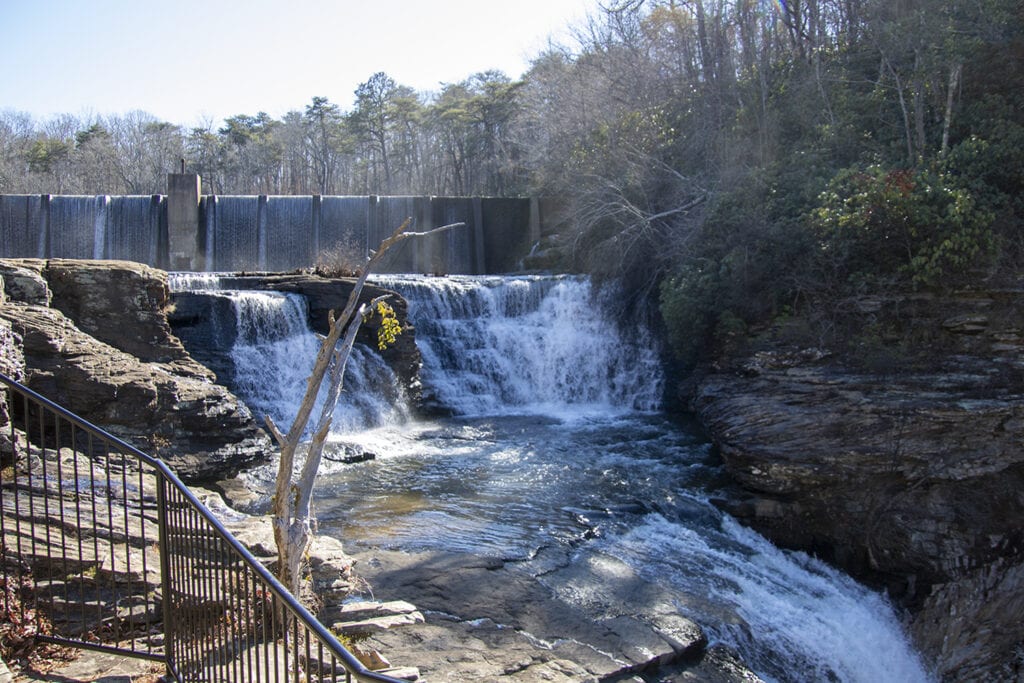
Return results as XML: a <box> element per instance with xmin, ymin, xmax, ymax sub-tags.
<box><xmin>326</xmin><ymin>599</ymin><xmax>419</xmax><ymax>621</ymax></box>
<box><xmin>331</xmin><ymin>610</ymin><xmax>425</xmax><ymax>634</ymax></box>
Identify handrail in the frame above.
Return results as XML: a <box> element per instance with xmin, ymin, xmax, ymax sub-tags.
<box><xmin>0</xmin><ymin>371</ymin><xmax>406</xmax><ymax>683</ymax></box>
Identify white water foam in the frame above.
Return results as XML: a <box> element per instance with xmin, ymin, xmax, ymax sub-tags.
<box><xmin>601</xmin><ymin>512</ymin><xmax>935</xmax><ymax>683</ymax></box>
<box><xmin>168</xmin><ymin>271</ymin><xmax>225</xmax><ymax>291</ymax></box>
<box><xmin>373</xmin><ymin>275</ymin><xmax>664</xmax><ymax>417</ymax></box>
<box><xmin>169</xmin><ymin>274</ymin><xmax>408</xmax><ymax>434</ymax></box>
<box><xmin>227</xmin><ymin>290</ymin><xmax>408</xmax><ymax>434</ymax></box>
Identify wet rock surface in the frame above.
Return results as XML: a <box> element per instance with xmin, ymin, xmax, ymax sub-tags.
<box><xmin>346</xmin><ymin>546</ymin><xmax>762</xmax><ymax>682</ymax></box>
<box><xmin>692</xmin><ymin>290</ymin><xmax>1024</xmax><ymax>681</ymax></box>
<box><xmin>0</xmin><ymin>291</ymin><xmax>23</xmax><ymax>456</ymax></box>
<box><xmin>0</xmin><ymin>258</ymin><xmax>271</xmax><ymax>483</ymax></box>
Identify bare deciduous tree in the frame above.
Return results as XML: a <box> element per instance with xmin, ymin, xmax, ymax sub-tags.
<box><xmin>264</xmin><ymin>218</ymin><xmax>463</xmax><ymax>596</ymax></box>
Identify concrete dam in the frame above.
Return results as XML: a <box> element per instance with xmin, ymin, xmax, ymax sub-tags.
<box><xmin>0</xmin><ymin>174</ymin><xmax>563</xmax><ymax>274</ymax></box>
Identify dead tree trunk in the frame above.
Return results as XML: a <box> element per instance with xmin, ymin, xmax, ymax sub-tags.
<box><xmin>265</xmin><ymin>218</ymin><xmax>463</xmax><ymax>596</ymax></box>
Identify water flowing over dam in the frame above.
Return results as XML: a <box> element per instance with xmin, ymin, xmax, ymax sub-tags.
<box><xmin>168</xmin><ymin>273</ymin><xmax>934</xmax><ymax>682</ymax></box>
<box><xmin>0</xmin><ymin>194</ymin><xmax>166</xmax><ymax>262</ymax></box>
<box><xmin>1</xmin><ymin>187</ymin><xmax>557</xmax><ymax>274</ymax></box>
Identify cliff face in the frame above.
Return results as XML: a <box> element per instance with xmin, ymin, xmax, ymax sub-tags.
<box><xmin>0</xmin><ymin>272</ymin><xmax>24</xmax><ymax>458</ymax></box>
<box><xmin>691</xmin><ymin>291</ymin><xmax>1024</xmax><ymax>680</ymax></box>
<box><xmin>0</xmin><ymin>259</ymin><xmax>273</xmax><ymax>483</ymax></box>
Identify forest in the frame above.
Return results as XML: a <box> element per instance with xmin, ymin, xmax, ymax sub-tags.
<box><xmin>2</xmin><ymin>0</ymin><xmax>1021</xmax><ymax>367</ymax></box>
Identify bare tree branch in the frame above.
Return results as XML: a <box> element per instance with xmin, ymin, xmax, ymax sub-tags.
<box><xmin>270</xmin><ymin>219</ymin><xmax>465</xmax><ymax>594</ymax></box>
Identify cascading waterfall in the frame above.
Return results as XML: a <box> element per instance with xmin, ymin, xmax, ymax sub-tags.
<box><xmin>168</xmin><ymin>271</ymin><xmax>223</xmax><ymax>292</ymax></box>
<box><xmin>169</xmin><ymin>273</ymin><xmax>408</xmax><ymax>434</ymax></box>
<box><xmin>171</xmin><ymin>271</ymin><xmax>933</xmax><ymax>682</ymax></box>
<box><xmin>373</xmin><ymin>275</ymin><xmax>664</xmax><ymax>415</ymax></box>
<box><xmin>604</xmin><ymin>512</ymin><xmax>931</xmax><ymax>682</ymax></box>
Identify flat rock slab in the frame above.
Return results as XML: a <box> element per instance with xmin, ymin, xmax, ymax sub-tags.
<box><xmin>345</xmin><ymin>547</ymin><xmax>748</xmax><ymax>682</ymax></box>
<box><xmin>361</xmin><ymin>612</ymin><xmax>596</xmax><ymax>681</ymax></box>
<box><xmin>332</xmin><ymin>610</ymin><xmax>426</xmax><ymax>634</ymax></box>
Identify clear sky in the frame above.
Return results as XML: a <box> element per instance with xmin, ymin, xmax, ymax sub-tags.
<box><xmin>0</xmin><ymin>0</ymin><xmax>596</xmax><ymax>128</ymax></box>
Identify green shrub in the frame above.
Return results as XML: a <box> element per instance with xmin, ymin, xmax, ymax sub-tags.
<box><xmin>811</xmin><ymin>163</ymin><xmax>996</xmax><ymax>288</ymax></box>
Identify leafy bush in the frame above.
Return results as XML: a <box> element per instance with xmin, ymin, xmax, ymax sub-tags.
<box><xmin>659</xmin><ymin>182</ymin><xmax>815</xmax><ymax>366</ymax></box>
<box><xmin>811</xmin><ymin>164</ymin><xmax>996</xmax><ymax>288</ymax></box>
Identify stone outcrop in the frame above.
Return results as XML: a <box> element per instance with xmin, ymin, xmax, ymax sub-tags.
<box><xmin>0</xmin><ymin>273</ymin><xmax>23</xmax><ymax>458</ymax></box>
<box><xmin>0</xmin><ymin>258</ymin><xmax>272</xmax><ymax>482</ymax></box>
<box><xmin>169</xmin><ymin>273</ymin><xmax>422</xmax><ymax>403</ymax></box>
<box><xmin>346</xmin><ymin>547</ymin><xmax>762</xmax><ymax>682</ymax></box>
<box><xmin>691</xmin><ymin>290</ymin><xmax>1024</xmax><ymax>681</ymax></box>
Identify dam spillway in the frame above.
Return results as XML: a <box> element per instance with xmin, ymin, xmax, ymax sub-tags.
<box><xmin>0</xmin><ymin>179</ymin><xmax>560</xmax><ymax>274</ymax></box>
<box><xmin>0</xmin><ymin>194</ymin><xmax>166</xmax><ymax>264</ymax></box>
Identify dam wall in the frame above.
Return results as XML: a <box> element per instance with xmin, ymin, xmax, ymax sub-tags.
<box><xmin>0</xmin><ymin>174</ymin><xmax>563</xmax><ymax>274</ymax></box>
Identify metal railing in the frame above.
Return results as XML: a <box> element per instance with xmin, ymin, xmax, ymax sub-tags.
<box><xmin>0</xmin><ymin>372</ymin><xmax>405</xmax><ymax>683</ymax></box>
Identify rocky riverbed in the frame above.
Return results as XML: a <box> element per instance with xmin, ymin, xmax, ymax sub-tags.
<box><xmin>5</xmin><ymin>259</ymin><xmax>1022</xmax><ymax>680</ymax></box>
<box><xmin>343</xmin><ymin>546</ymin><xmax>763</xmax><ymax>682</ymax></box>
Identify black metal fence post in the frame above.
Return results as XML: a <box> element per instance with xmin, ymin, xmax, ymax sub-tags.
<box><xmin>156</xmin><ymin>475</ymin><xmax>178</xmax><ymax>682</ymax></box>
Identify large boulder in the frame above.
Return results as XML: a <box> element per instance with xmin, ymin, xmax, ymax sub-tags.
<box><xmin>163</xmin><ymin>292</ymin><xmax>239</xmax><ymax>385</ymax></box>
<box><xmin>42</xmin><ymin>258</ymin><xmax>200</xmax><ymax>367</ymax></box>
<box><xmin>0</xmin><ymin>259</ymin><xmax>272</xmax><ymax>483</ymax></box>
<box><xmin>0</xmin><ymin>260</ymin><xmax>52</xmax><ymax>306</ymax></box>
<box><xmin>692</xmin><ymin>291</ymin><xmax>1024</xmax><ymax>680</ymax></box>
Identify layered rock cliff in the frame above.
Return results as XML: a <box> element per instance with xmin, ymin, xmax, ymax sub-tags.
<box><xmin>0</xmin><ymin>258</ymin><xmax>272</xmax><ymax>482</ymax></box>
<box><xmin>690</xmin><ymin>290</ymin><xmax>1024</xmax><ymax>680</ymax></box>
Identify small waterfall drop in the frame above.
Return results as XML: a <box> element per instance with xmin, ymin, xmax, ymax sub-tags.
<box><xmin>604</xmin><ymin>512</ymin><xmax>933</xmax><ymax>682</ymax></box>
<box><xmin>226</xmin><ymin>290</ymin><xmax>319</xmax><ymax>426</ymax></box>
<box><xmin>373</xmin><ymin>275</ymin><xmax>663</xmax><ymax>416</ymax></box>
<box><xmin>169</xmin><ymin>274</ymin><xmax>408</xmax><ymax>433</ymax></box>
<box><xmin>168</xmin><ymin>271</ymin><xmax>223</xmax><ymax>291</ymax></box>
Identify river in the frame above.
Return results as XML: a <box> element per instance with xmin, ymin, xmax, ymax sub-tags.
<box><xmin>170</xmin><ymin>273</ymin><xmax>933</xmax><ymax>682</ymax></box>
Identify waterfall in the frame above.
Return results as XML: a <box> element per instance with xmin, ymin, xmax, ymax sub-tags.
<box><xmin>227</xmin><ymin>291</ymin><xmax>408</xmax><ymax>433</ymax></box>
<box><xmin>0</xmin><ymin>195</ymin><xmax>45</xmax><ymax>258</ymax></box>
<box><xmin>373</xmin><ymin>275</ymin><xmax>664</xmax><ymax>416</ymax></box>
<box><xmin>319</xmin><ymin>196</ymin><xmax>371</xmax><ymax>264</ymax></box>
<box><xmin>171</xmin><ymin>272</ymin><xmax>662</xmax><ymax>426</ymax></box>
<box><xmin>227</xmin><ymin>290</ymin><xmax>324</xmax><ymax>426</ymax></box>
<box><xmin>0</xmin><ymin>194</ymin><xmax>164</xmax><ymax>262</ymax></box>
<box><xmin>170</xmin><ymin>271</ymin><xmax>933</xmax><ymax>681</ymax></box>
<box><xmin>167</xmin><ymin>271</ymin><xmax>223</xmax><ymax>291</ymax></box>
<box><xmin>604</xmin><ymin>512</ymin><xmax>933</xmax><ymax>682</ymax></box>
<box><xmin>48</xmin><ymin>195</ymin><xmax>106</xmax><ymax>259</ymax></box>
<box><xmin>104</xmin><ymin>196</ymin><xmax>163</xmax><ymax>264</ymax></box>
<box><xmin>204</xmin><ymin>196</ymin><xmax>259</xmax><ymax>271</ymax></box>
<box><xmin>0</xmin><ymin>193</ymin><xmax>547</xmax><ymax>273</ymax></box>
<box><xmin>169</xmin><ymin>274</ymin><xmax>408</xmax><ymax>433</ymax></box>
<box><xmin>264</xmin><ymin>197</ymin><xmax>314</xmax><ymax>271</ymax></box>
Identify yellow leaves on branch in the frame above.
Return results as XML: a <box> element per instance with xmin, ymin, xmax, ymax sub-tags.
<box><xmin>366</xmin><ymin>299</ymin><xmax>402</xmax><ymax>351</ymax></box>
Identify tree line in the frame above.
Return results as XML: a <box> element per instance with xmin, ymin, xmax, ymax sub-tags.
<box><xmin>3</xmin><ymin>0</ymin><xmax>1021</xmax><ymax>365</ymax></box>
<box><xmin>0</xmin><ymin>69</ymin><xmax>525</xmax><ymax>198</ymax></box>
